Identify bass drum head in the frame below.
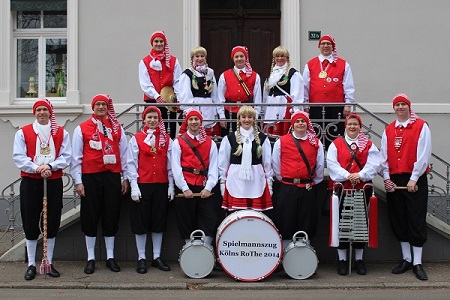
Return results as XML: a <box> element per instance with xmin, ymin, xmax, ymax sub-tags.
<box><xmin>179</xmin><ymin>243</ymin><xmax>215</xmax><ymax>279</ymax></box>
<box><xmin>283</xmin><ymin>246</ymin><xmax>318</xmax><ymax>280</ymax></box>
<box><xmin>216</xmin><ymin>210</ymin><xmax>282</xmax><ymax>282</ymax></box>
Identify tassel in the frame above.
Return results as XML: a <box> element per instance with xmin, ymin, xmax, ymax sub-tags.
<box><xmin>368</xmin><ymin>192</ymin><xmax>378</xmax><ymax>248</ymax></box>
<box><xmin>329</xmin><ymin>191</ymin><xmax>340</xmax><ymax>247</ymax></box>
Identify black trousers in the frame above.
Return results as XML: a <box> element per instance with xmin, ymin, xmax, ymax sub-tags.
<box><xmin>20</xmin><ymin>177</ymin><xmax>63</xmax><ymax>240</ymax></box>
<box><xmin>130</xmin><ymin>182</ymin><xmax>169</xmax><ymax>234</ymax></box>
<box><xmin>80</xmin><ymin>172</ymin><xmax>122</xmax><ymax>237</ymax></box>
<box><xmin>273</xmin><ymin>183</ymin><xmax>318</xmax><ymax>240</ymax></box>
<box><xmin>174</xmin><ymin>183</ymin><xmax>222</xmax><ymax>240</ymax></box>
<box><xmin>387</xmin><ymin>173</ymin><xmax>428</xmax><ymax>247</ymax></box>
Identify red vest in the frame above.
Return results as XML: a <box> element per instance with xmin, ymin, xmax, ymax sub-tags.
<box><xmin>385</xmin><ymin>119</ymin><xmax>426</xmax><ymax>174</ymax></box>
<box><xmin>307</xmin><ymin>57</ymin><xmax>346</xmax><ymax>103</ymax></box>
<box><xmin>333</xmin><ymin>136</ymin><xmax>372</xmax><ymax>189</ymax></box>
<box><xmin>20</xmin><ymin>124</ymin><xmax>64</xmax><ymax>179</ymax></box>
<box><xmin>177</xmin><ymin>134</ymin><xmax>212</xmax><ymax>186</ymax></box>
<box><xmin>142</xmin><ymin>55</ymin><xmax>177</xmax><ymax>101</ymax></box>
<box><xmin>79</xmin><ymin>119</ymin><xmax>123</xmax><ymax>174</ymax></box>
<box><xmin>279</xmin><ymin>134</ymin><xmax>319</xmax><ymax>188</ymax></box>
<box><xmin>223</xmin><ymin>69</ymin><xmax>257</xmax><ymax>113</ymax></box>
<box><xmin>134</xmin><ymin>131</ymin><xmax>170</xmax><ymax>183</ymax></box>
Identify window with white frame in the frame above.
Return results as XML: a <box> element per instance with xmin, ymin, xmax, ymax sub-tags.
<box><xmin>13</xmin><ymin>9</ymin><xmax>67</xmax><ymax>99</ymax></box>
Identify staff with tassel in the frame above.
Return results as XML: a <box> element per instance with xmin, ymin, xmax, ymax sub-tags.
<box><xmin>39</xmin><ymin>175</ymin><xmax>51</xmax><ymax>275</ymax></box>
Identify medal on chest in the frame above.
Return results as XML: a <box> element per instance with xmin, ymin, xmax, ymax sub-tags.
<box><xmin>318</xmin><ymin>71</ymin><xmax>327</xmax><ymax>78</ymax></box>
<box><xmin>40</xmin><ymin>144</ymin><xmax>51</xmax><ymax>155</ymax></box>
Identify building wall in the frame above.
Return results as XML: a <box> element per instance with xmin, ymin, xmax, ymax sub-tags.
<box><xmin>1</xmin><ymin>1</ymin><xmax>449</xmax><ymax>254</ymax></box>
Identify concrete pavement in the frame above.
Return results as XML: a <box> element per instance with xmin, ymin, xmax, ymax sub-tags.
<box><xmin>0</xmin><ymin>261</ymin><xmax>449</xmax><ymax>290</ymax></box>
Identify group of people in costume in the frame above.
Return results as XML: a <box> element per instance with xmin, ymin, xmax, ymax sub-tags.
<box><xmin>12</xmin><ymin>30</ymin><xmax>431</xmax><ymax>282</ymax></box>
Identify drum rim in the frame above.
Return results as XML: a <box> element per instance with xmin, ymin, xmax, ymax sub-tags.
<box><xmin>282</xmin><ymin>246</ymin><xmax>318</xmax><ymax>280</ymax></box>
<box><xmin>216</xmin><ymin>211</ymin><xmax>282</xmax><ymax>282</ymax></box>
<box><xmin>179</xmin><ymin>243</ymin><xmax>215</xmax><ymax>279</ymax></box>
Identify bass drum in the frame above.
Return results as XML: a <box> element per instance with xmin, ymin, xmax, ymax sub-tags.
<box><xmin>179</xmin><ymin>230</ymin><xmax>215</xmax><ymax>279</ymax></box>
<box><xmin>282</xmin><ymin>231</ymin><xmax>318</xmax><ymax>279</ymax></box>
<box><xmin>216</xmin><ymin>210</ymin><xmax>282</xmax><ymax>282</ymax></box>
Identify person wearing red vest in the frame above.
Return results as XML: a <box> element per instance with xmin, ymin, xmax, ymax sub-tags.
<box><xmin>175</xmin><ymin>46</ymin><xmax>226</xmax><ymax>137</ymax></box>
<box><xmin>70</xmin><ymin>94</ymin><xmax>129</xmax><ymax>275</ymax></box>
<box><xmin>263</xmin><ymin>46</ymin><xmax>304</xmax><ymax>136</ymax></box>
<box><xmin>217</xmin><ymin>46</ymin><xmax>262</xmax><ymax>136</ymax></box>
<box><xmin>171</xmin><ymin>109</ymin><xmax>220</xmax><ymax>246</ymax></box>
<box><xmin>139</xmin><ymin>31</ymin><xmax>182</xmax><ymax>138</ymax></box>
<box><xmin>327</xmin><ymin>113</ymin><xmax>380</xmax><ymax>276</ymax></box>
<box><xmin>303</xmin><ymin>35</ymin><xmax>355</xmax><ymax>149</ymax></box>
<box><xmin>127</xmin><ymin>106</ymin><xmax>173</xmax><ymax>274</ymax></box>
<box><xmin>219</xmin><ymin>106</ymin><xmax>273</xmax><ymax>211</ymax></box>
<box><xmin>13</xmin><ymin>99</ymin><xmax>71</xmax><ymax>280</ymax></box>
<box><xmin>380</xmin><ymin>94</ymin><xmax>431</xmax><ymax>281</ymax></box>
<box><xmin>272</xmin><ymin>111</ymin><xmax>324</xmax><ymax>250</ymax></box>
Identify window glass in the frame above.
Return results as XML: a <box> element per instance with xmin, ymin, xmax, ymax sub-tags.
<box><xmin>17</xmin><ymin>39</ymin><xmax>39</xmax><ymax>98</ymax></box>
<box><xmin>17</xmin><ymin>11</ymin><xmax>40</xmax><ymax>29</ymax></box>
<box><xmin>44</xmin><ymin>11</ymin><xmax>67</xmax><ymax>28</ymax></box>
<box><xmin>46</xmin><ymin>39</ymin><xmax>67</xmax><ymax>97</ymax></box>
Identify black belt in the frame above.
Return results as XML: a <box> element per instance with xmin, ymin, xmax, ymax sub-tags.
<box><xmin>282</xmin><ymin>177</ymin><xmax>313</xmax><ymax>184</ymax></box>
<box><xmin>182</xmin><ymin>167</ymin><xmax>207</xmax><ymax>176</ymax></box>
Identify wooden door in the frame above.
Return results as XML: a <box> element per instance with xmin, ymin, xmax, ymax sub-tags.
<box><xmin>200</xmin><ymin>1</ymin><xmax>281</xmax><ymax>83</ymax></box>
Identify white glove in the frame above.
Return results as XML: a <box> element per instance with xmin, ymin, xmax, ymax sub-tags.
<box><xmin>267</xmin><ymin>178</ymin><xmax>273</xmax><ymax>196</ymax></box>
<box><xmin>220</xmin><ymin>180</ymin><xmax>226</xmax><ymax>197</ymax></box>
<box><xmin>130</xmin><ymin>181</ymin><xmax>141</xmax><ymax>202</ymax></box>
<box><xmin>168</xmin><ymin>183</ymin><xmax>175</xmax><ymax>201</ymax></box>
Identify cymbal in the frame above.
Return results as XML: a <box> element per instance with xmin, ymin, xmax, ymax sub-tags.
<box><xmin>160</xmin><ymin>86</ymin><xmax>178</xmax><ymax>112</ymax></box>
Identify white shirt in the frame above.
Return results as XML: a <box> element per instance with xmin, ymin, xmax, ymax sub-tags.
<box><xmin>171</xmin><ymin>131</ymin><xmax>218</xmax><ymax>192</ymax></box>
<box><xmin>126</xmin><ymin>134</ymin><xmax>174</xmax><ymax>187</ymax></box>
<box><xmin>327</xmin><ymin>135</ymin><xmax>380</xmax><ymax>183</ymax></box>
<box><xmin>272</xmin><ymin>133</ymin><xmax>325</xmax><ymax>185</ymax></box>
<box><xmin>302</xmin><ymin>54</ymin><xmax>355</xmax><ymax>104</ymax></box>
<box><xmin>13</xmin><ymin>123</ymin><xmax>71</xmax><ymax>173</ymax></box>
<box><xmin>379</xmin><ymin>119</ymin><xmax>431</xmax><ymax>182</ymax></box>
<box><xmin>70</xmin><ymin>124</ymin><xmax>129</xmax><ymax>185</ymax></box>
<box><xmin>138</xmin><ymin>57</ymin><xmax>182</xmax><ymax>100</ymax></box>
<box><xmin>217</xmin><ymin>66</ymin><xmax>262</xmax><ymax>116</ymax></box>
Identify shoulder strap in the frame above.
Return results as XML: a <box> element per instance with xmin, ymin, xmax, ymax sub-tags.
<box><xmin>231</xmin><ymin>68</ymin><xmax>251</xmax><ymax>97</ymax></box>
<box><xmin>183</xmin><ymin>69</ymin><xmax>193</xmax><ymax>79</ymax></box>
<box><xmin>344</xmin><ymin>141</ymin><xmax>364</xmax><ymax>171</ymax></box>
<box><xmin>180</xmin><ymin>135</ymin><xmax>208</xmax><ymax>173</ymax></box>
<box><xmin>290</xmin><ymin>134</ymin><xmax>315</xmax><ymax>178</ymax></box>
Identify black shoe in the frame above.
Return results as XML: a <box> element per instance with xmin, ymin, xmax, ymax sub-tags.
<box><xmin>152</xmin><ymin>257</ymin><xmax>170</xmax><ymax>271</ymax></box>
<box><xmin>106</xmin><ymin>258</ymin><xmax>121</xmax><ymax>272</ymax></box>
<box><xmin>413</xmin><ymin>264</ymin><xmax>428</xmax><ymax>280</ymax></box>
<box><xmin>136</xmin><ymin>259</ymin><xmax>147</xmax><ymax>274</ymax></box>
<box><xmin>392</xmin><ymin>260</ymin><xmax>412</xmax><ymax>274</ymax></box>
<box><xmin>24</xmin><ymin>265</ymin><xmax>36</xmax><ymax>280</ymax></box>
<box><xmin>84</xmin><ymin>260</ymin><xmax>95</xmax><ymax>274</ymax></box>
<box><xmin>354</xmin><ymin>260</ymin><xmax>367</xmax><ymax>275</ymax></box>
<box><xmin>337</xmin><ymin>260</ymin><xmax>348</xmax><ymax>276</ymax></box>
<box><xmin>47</xmin><ymin>264</ymin><xmax>60</xmax><ymax>277</ymax></box>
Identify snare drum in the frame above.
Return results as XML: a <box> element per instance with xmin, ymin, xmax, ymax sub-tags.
<box><xmin>179</xmin><ymin>230</ymin><xmax>215</xmax><ymax>279</ymax></box>
<box><xmin>216</xmin><ymin>210</ymin><xmax>282</xmax><ymax>281</ymax></box>
<box><xmin>282</xmin><ymin>231</ymin><xmax>318</xmax><ymax>279</ymax></box>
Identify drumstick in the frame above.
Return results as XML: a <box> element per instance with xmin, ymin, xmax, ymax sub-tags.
<box><xmin>176</xmin><ymin>193</ymin><xmax>214</xmax><ymax>197</ymax></box>
<box><xmin>394</xmin><ymin>186</ymin><xmax>418</xmax><ymax>192</ymax></box>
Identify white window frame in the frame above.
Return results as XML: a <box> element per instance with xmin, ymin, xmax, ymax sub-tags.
<box><xmin>13</xmin><ymin>13</ymin><xmax>68</xmax><ymax>102</ymax></box>
<box><xmin>0</xmin><ymin>0</ymin><xmax>80</xmax><ymax>128</ymax></box>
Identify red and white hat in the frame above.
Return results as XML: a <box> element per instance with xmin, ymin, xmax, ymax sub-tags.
<box><xmin>91</xmin><ymin>94</ymin><xmax>119</xmax><ymax>134</ymax></box>
<box><xmin>318</xmin><ymin>34</ymin><xmax>339</xmax><ymax>63</ymax></box>
<box><xmin>184</xmin><ymin>108</ymin><xmax>207</xmax><ymax>143</ymax></box>
<box><xmin>231</xmin><ymin>45</ymin><xmax>253</xmax><ymax>77</ymax></box>
<box><xmin>33</xmin><ymin>98</ymin><xmax>58</xmax><ymax>135</ymax></box>
<box><xmin>142</xmin><ymin>106</ymin><xmax>167</xmax><ymax>147</ymax></box>
<box><xmin>150</xmin><ymin>31</ymin><xmax>171</xmax><ymax>68</ymax></box>
<box><xmin>392</xmin><ymin>93</ymin><xmax>411</xmax><ymax>109</ymax></box>
<box><xmin>290</xmin><ymin>111</ymin><xmax>317</xmax><ymax>146</ymax></box>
